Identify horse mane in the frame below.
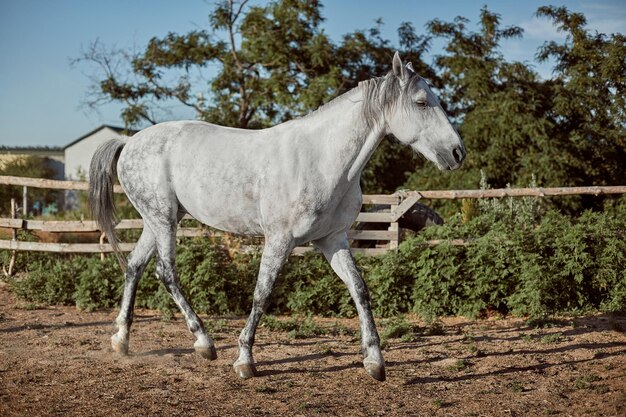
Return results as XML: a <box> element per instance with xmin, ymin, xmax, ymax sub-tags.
<box><xmin>300</xmin><ymin>70</ymin><xmax>420</xmax><ymax>130</ymax></box>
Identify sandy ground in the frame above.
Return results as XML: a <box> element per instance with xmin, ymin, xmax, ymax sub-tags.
<box><xmin>0</xmin><ymin>283</ymin><xmax>624</xmax><ymax>417</ymax></box>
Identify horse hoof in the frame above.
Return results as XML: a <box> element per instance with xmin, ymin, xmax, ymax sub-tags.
<box><xmin>364</xmin><ymin>360</ymin><xmax>386</xmax><ymax>382</ymax></box>
<box><xmin>195</xmin><ymin>345</ymin><xmax>217</xmax><ymax>360</ymax></box>
<box><xmin>111</xmin><ymin>335</ymin><xmax>128</xmax><ymax>355</ymax></box>
<box><xmin>233</xmin><ymin>362</ymin><xmax>256</xmax><ymax>379</ymax></box>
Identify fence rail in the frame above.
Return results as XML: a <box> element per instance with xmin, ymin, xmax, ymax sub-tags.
<box><xmin>1</xmin><ymin>176</ymin><xmax>625</xmax><ymax>261</ymax></box>
<box><xmin>3</xmin><ymin>174</ymin><xmax>625</xmax><ymax>199</ymax></box>
<box><xmin>401</xmin><ymin>185</ymin><xmax>626</xmax><ymax>200</ymax></box>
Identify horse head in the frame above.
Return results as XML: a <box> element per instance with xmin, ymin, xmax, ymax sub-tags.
<box><xmin>383</xmin><ymin>52</ymin><xmax>466</xmax><ymax>170</ymax></box>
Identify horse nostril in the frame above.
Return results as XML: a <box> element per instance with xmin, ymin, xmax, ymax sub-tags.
<box><xmin>452</xmin><ymin>146</ymin><xmax>464</xmax><ymax>164</ymax></box>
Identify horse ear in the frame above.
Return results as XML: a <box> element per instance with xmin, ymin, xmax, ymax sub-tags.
<box><xmin>406</xmin><ymin>62</ymin><xmax>416</xmax><ymax>74</ymax></box>
<box><xmin>392</xmin><ymin>51</ymin><xmax>407</xmax><ymax>79</ymax></box>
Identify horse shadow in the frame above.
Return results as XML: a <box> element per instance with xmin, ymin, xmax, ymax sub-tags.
<box><xmin>246</xmin><ymin>314</ymin><xmax>626</xmax><ymax>380</ymax></box>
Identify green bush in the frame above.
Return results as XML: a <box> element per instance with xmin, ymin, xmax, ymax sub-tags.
<box><xmin>279</xmin><ymin>252</ymin><xmax>355</xmax><ymax>317</ymax></box>
<box><xmin>75</xmin><ymin>256</ymin><xmax>123</xmax><ymax>311</ymax></box>
<box><xmin>11</xmin><ymin>256</ymin><xmax>88</xmax><ymax>305</ymax></box>
<box><xmin>5</xmin><ymin>195</ymin><xmax>625</xmax><ymax>319</ymax></box>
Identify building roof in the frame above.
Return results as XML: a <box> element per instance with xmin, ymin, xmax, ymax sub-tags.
<box><xmin>63</xmin><ymin>124</ymin><xmax>138</xmax><ymax>150</ymax></box>
<box><xmin>0</xmin><ymin>145</ymin><xmax>63</xmax><ymax>155</ymax></box>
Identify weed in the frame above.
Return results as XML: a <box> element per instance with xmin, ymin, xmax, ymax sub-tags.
<box><xmin>540</xmin><ymin>332</ymin><xmax>564</xmax><ymax>344</ymax></box>
<box><xmin>7</xmin><ymin>201</ymin><xmax>626</xmax><ymax>319</ymax></box>
<box><xmin>432</xmin><ymin>398</ymin><xmax>444</xmax><ymax>408</ymax></box>
<box><xmin>382</xmin><ymin>316</ymin><xmax>415</xmax><ymax>338</ymax></box>
<box><xmin>380</xmin><ymin>316</ymin><xmax>417</xmax><ymax>347</ymax></box>
<box><xmin>593</xmin><ymin>385</ymin><xmax>610</xmax><ymax>394</ymax></box>
<box><xmin>521</xmin><ymin>333</ymin><xmax>534</xmax><ymax>343</ymax></box>
<box><xmin>400</xmin><ymin>333</ymin><xmax>416</xmax><ymax>343</ymax></box>
<box><xmin>447</xmin><ymin>359</ymin><xmax>469</xmax><ymax>372</ymax></box>
<box><xmin>255</xmin><ymin>385</ymin><xmax>278</xmax><ymax>394</ymax></box>
<box><xmin>461</xmin><ymin>334</ymin><xmax>485</xmax><ymax>356</ymax></box>
<box><xmin>316</xmin><ymin>345</ymin><xmax>334</xmax><ymax>356</ymax></box>
<box><xmin>424</xmin><ymin>321</ymin><xmax>445</xmax><ymax>336</ymax></box>
<box><xmin>204</xmin><ymin>319</ymin><xmax>227</xmax><ymax>334</ymax></box>
<box><xmin>508</xmin><ymin>381</ymin><xmax>525</xmax><ymax>393</ymax></box>
<box><xmin>574</xmin><ymin>374</ymin><xmax>601</xmax><ymax>389</ymax></box>
<box><xmin>526</xmin><ymin>318</ymin><xmax>568</xmax><ymax>329</ymax></box>
<box><xmin>328</xmin><ymin>321</ymin><xmax>355</xmax><ymax>337</ymax></box>
<box><xmin>261</xmin><ymin>315</ymin><xmax>326</xmax><ymax>339</ymax></box>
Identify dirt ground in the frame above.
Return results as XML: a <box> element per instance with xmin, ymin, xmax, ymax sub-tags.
<box><xmin>0</xmin><ymin>283</ymin><xmax>624</xmax><ymax>417</ymax></box>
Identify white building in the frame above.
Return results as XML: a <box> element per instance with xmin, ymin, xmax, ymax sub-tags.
<box><xmin>63</xmin><ymin>125</ymin><xmax>135</xmax><ymax>180</ymax></box>
<box><xmin>62</xmin><ymin>125</ymin><xmax>136</xmax><ymax>209</ymax></box>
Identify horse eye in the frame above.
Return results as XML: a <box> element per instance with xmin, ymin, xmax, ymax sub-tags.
<box><xmin>416</xmin><ymin>100</ymin><xmax>427</xmax><ymax>108</ymax></box>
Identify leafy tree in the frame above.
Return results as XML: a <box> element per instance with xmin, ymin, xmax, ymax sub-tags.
<box><xmin>76</xmin><ymin>2</ymin><xmax>624</xmax><ymax>203</ymax></box>
<box><xmin>406</xmin><ymin>7</ymin><xmax>554</xmax><ymax>194</ymax></box>
<box><xmin>405</xmin><ymin>6</ymin><xmax>625</xmax><ymax>213</ymax></box>
<box><xmin>75</xmin><ymin>0</ymin><xmax>435</xmax><ymax>193</ymax></box>
<box><xmin>78</xmin><ymin>0</ymin><xmax>362</xmax><ymax>129</ymax></box>
<box><xmin>535</xmin><ymin>6</ymin><xmax>626</xmax><ymax>189</ymax></box>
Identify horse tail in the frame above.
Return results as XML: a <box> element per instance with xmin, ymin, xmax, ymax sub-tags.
<box><xmin>89</xmin><ymin>138</ymin><xmax>127</xmax><ymax>270</ymax></box>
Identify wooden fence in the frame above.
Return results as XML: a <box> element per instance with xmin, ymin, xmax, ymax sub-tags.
<box><xmin>1</xmin><ymin>175</ymin><xmax>625</xmax><ymax>263</ymax></box>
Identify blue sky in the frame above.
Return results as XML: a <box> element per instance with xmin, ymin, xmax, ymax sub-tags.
<box><xmin>0</xmin><ymin>0</ymin><xmax>624</xmax><ymax>148</ymax></box>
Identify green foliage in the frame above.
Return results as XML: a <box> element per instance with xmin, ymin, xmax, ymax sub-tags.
<box><xmin>279</xmin><ymin>252</ymin><xmax>355</xmax><ymax>317</ymax></box>
<box><xmin>75</xmin><ymin>257</ymin><xmax>123</xmax><ymax>311</ymax></box>
<box><xmin>379</xmin><ymin>316</ymin><xmax>417</xmax><ymax>347</ymax></box>
<box><xmin>175</xmin><ymin>238</ymin><xmax>249</xmax><ymax>315</ymax></box>
<box><xmin>535</xmin><ymin>6</ymin><xmax>626</xmax><ymax>192</ymax></box>
<box><xmin>261</xmin><ymin>314</ymin><xmax>326</xmax><ymax>339</ymax></box>
<box><xmin>10</xmin><ymin>256</ymin><xmax>87</xmax><ymax>305</ymax></box>
<box><xmin>6</xmin><ymin>192</ymin><xmax>626</xmax><ymax>320</ymax></box>
<box><xmin>75</xmin><ymin>2</ymin><xmax>625</xmax><ymax>202</ymax></box>
<box><xmin>0</xmin><ymin>155</ymin><xmax>58</xmax><ymax>215</ymax></box>
<box><xmin>446</xmin><ymin>359</ymin><xmax>470</xmax><ymax>372</ymax></box>
<box><xmin>408</xmin><ymin>6</ymin><xmax>625</xmax><ymax>214</ymax></box>
<box><xmin>75</xmin><ymin>0</ymin><xmax>434</xmax><ymax>195</ymax></box>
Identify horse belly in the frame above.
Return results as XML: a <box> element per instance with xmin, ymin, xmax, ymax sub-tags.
<box><xmin>171</xmin><ymin>159</ymin><xmax>265</xmax><ymax>235</ymax></box>
<box><xmin>173</xmin><ymin>176</ymin><xmax>262</xmax><ymax>235</ymax></box>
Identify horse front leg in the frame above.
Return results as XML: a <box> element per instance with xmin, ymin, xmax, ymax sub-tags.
<box><xmin>234</xmin><ymin>235</ymin><xmax>294</xmax><ymax>379</ymax></box>
<box><xmin>315</xmin><ymin>232</ymin><xmax>386</xmax><ymax>381</ymax></box>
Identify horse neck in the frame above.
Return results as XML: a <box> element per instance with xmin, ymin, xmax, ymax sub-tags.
<box><xmin>290</xmin><ymin>88</ymin><xmax>386</xmax><ymax>184</ymax></box>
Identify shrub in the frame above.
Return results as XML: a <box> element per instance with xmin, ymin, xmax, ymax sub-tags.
<box><xmin>10</xmin><ymin>256</ymin><xmax>87</xmax><ymax>305</ymax></box>
<box><xmin>75</xmin><ymin>256</ymin><xmax>123</xmax><ymax>311</ymax></box>
<box><xmin>5</xmin><ymin>195</ymin><xmax>625</xmax><ymax>319</ymax></box>
<box><xmin>279</xmin><ymin>252</ymin><xmax>355</xmax><ymax>317</ymax></box>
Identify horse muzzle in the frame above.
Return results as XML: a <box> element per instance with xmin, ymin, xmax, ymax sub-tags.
<box><xmin>437</xmin><ymin>145</ymin><xmax>466</xmax><ymax>170</ymax></box>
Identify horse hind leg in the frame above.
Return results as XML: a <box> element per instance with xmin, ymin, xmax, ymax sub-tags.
<box><xmin>111</xmin><ymin>227</ymin><xmax>156</xmax><ymax>355</ymax></box>
<box><xmin>150</xmin><ymin>220</ymin><xmax>217</xmax><ymax>360</ymax></box>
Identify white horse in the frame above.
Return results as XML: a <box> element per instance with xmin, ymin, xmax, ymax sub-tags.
<box><xmin>89</xmin><ymin>52</ymin><xmax>465</xmax><ymax>381</ymax></box>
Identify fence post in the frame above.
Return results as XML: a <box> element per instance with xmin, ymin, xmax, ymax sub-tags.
<box><xmin>6</xmin><ymin>199</ymin><xmax>17</xmax><ymax>276</ymax></box>
<box><xmin>99</xmin><ymin>232</ymin><xmax>106</xmax><ymax>261</ymax></box>
<box><xmin>388</xmin><ymin>202</ymin><xmax>400</xmax><ymax>250</ymax></box>
<box><xmin>22</xmin><ymin>186</ymin><xmax>28</xmax><ymax>217</ymax></box>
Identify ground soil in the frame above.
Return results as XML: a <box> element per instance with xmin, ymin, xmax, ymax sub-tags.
<box><xmin>0</xmin><ymin>283</ymin><xmax>624</xmax><ymax>417</ymax></box>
